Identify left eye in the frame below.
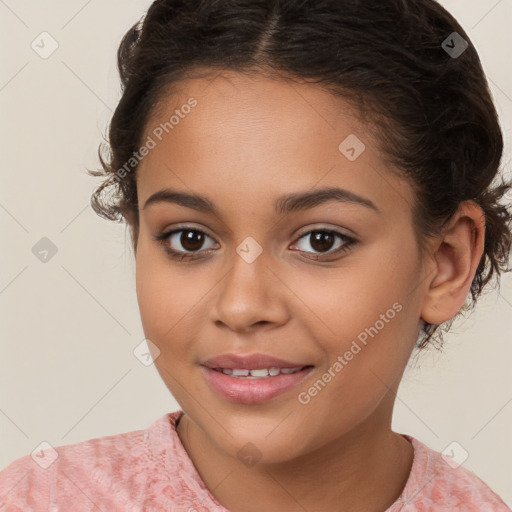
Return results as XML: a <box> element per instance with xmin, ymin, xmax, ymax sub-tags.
<box><xmin>291</xmin><ymin>229</ymin><xmax>354</xmax><ymax>255</ymax></box>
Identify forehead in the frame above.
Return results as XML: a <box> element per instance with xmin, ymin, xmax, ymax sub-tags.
<box><xmin>136</xmin><ymin>71</ymin><xmax>414</xmax><ymax>220</ymax></box>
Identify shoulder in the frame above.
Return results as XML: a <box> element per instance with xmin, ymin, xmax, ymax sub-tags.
<box><xmin>390</xmin><ymin>435</ymin><xmax>511</xmax><ymax>511</ymax></box>
<box><xmin>0</xmin><ymin>412</ymin><xmax>179</xmax><ymax>511</ymax></box>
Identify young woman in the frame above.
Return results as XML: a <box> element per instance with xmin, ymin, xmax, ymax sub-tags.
<box><xmin>1</xmin><ymin>0</ymin><xmax>511</xmax><ymax>510</ymax></box>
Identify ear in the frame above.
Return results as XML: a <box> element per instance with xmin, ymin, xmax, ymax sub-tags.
<box><xmin>420</xmin><ymin>200</ymin><xmax>486</xmax><ymax>325</ymax></box>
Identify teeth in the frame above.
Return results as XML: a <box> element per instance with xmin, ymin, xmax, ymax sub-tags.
<box><xmin>231</xmin><ymin>369</ymin><xmax>249</xmax><ymax>376</ymax></box>
<box><xmin>218</xmin><ymin>367</ymin><xmax>304</xmax><ymax>378</ymax></box>
<box><xmin>249</xmin><ymin>369</ymin><xmax>269</xmax><ymax>377</ymax></box>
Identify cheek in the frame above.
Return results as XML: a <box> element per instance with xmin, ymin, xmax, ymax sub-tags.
<box><xmin>135</xmin><ymin>239</ymin><xmax>181</xmax><ymax>341</ymax></box>
<box><xmin>135</xmin><ymin>244</ymin><xmax>165</xmax><ymax>333</ymax></box>
<box><xmin>135</xmin><ymin>238</ymin><xmax>210</xmax><ymax>353</ymax></box>
<box><xmin>288</xmin><ymin>252</ymin><xmax>418</xmax><ymax>396</ymax></box>
<box><xmin>286</xmin><ymin>254</ymin><xmax>409</xmax><ymax>346</ymax></box>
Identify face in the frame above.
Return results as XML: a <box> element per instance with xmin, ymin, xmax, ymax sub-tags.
<box><xmin>134</xmin><ymin>70</ymin><xmax>428</xmax><ymax>464</ymax></box>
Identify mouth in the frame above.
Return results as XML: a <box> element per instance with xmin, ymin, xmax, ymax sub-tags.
<box><xmin>201</xmin><ymin>358</ymin><xmax>314</xmax><ymax>404</ymax></box>
<box><xmin>201</xmin><ymin>352</ymin><xmax>312</xmax><ymax>371</ymax></box>
<box><xmin>210</xmin><ymin>366</ymin><xmax>310</xmax><ymax>378</ymax></box>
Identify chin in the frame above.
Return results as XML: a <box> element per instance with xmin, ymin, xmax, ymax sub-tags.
<box><xmin>206</xmin><ymin>412</ymin><xmax>312</xmax><ymax>465</ymax></box>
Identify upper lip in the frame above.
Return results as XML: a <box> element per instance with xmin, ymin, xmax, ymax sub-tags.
<box><xmin>201</xmin><ymin>353</ymin><xmax>311</xmax><ymax>370</ymax></box>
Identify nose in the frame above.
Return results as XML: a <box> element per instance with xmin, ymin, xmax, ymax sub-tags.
<box><xmin>210</xmin><ymin>248</ymin><xmax>290</xmax><ymax>334</ymax></box>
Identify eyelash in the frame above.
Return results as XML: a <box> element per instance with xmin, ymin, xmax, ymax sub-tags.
<box><xmin>153</xmin><ymin>226</ymin><xmax>357</xmax><ymax>262</ymax></box>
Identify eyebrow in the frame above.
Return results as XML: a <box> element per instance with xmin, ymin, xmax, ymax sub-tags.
<box><xmin>142</xmin><ymin>186</ymin><xmax>380</xmax><ymax>215</ymax></box>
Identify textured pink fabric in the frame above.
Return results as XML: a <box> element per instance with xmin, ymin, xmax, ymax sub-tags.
<box><xmin>0</xmin><ymin>410</ymin><xmax>509</xmax><ymax>511</ymax></box>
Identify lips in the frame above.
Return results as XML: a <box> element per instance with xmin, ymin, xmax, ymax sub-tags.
<box><xmin>201</xmin><ymin>353</ymin><xmax>309</xmax><ymax>370</ymax></box>
<box><xmin>200</xmin><ymin>352</ymin><xmax>314</xmax><ymax>404</ymax></box>
<box><xmin>202</xmin><ymin>366</ymin><xmax>313</xmax><ymax>404</ymax></box>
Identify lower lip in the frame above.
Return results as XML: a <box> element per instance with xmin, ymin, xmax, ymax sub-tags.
<box><xmin>202</xmin><ymin>366</ymin><xmax>314</xmax><ymax>404</ymax></box>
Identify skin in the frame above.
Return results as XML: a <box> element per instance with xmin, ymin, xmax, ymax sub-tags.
<box><xmin>128</xmin><ymin>70</ymin><xmax>485</xmax><ymax>512</ymax></box>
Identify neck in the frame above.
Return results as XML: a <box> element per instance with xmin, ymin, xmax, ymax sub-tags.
<box><xmin>176</xmin><ymin>407</ymin><xmax>414</xmax><ymax>512</ymax></box>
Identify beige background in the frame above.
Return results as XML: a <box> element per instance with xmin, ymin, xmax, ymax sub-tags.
<box><xmin>1</xmin><ymin>0</ymin><xmax>511</xmax><ymax>505</ymax></box>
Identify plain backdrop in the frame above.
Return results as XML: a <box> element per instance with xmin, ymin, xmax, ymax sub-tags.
<box><xmin>1</xmin><ymin>0</ymin><xmax>511</xmax><ymax>506</ymax></box>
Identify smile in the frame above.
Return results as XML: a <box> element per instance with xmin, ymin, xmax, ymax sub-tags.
<box><xmin>214</xmin><ymin>367</ymin><xmax>305</xmax><ymax>378</ymax></box>
<box><xmin>202</xmin><ymin>365</ymin><xmax>314</xmax><ymax>404</ymax></box>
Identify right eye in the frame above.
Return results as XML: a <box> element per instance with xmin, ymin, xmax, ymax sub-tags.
<box><xmin>153</xmin><ymin>227</ymin><xmax>219</xmax><ymax>260</ymax></box>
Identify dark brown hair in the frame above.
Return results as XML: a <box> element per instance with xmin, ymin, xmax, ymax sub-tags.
<box><xmin>88</xmin><ymin>0</ymin><xmax>512</xmax><ymax>350</ymax></box>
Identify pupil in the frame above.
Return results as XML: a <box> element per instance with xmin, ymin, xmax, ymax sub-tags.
<box><xmin>181</xmin><ymin>230</ymin><xmax>204</xmax><ymax>251</ymax></box>
<box><xmin>311</xmin><ymin>231</ymin><xmax>334</xmax><ymax>252</ymax></box>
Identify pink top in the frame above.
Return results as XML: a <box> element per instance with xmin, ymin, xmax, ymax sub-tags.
<box><xmin>0</xmin><ymin>410</ymin><xmax>509</xmax><ymax>511</ymax></box>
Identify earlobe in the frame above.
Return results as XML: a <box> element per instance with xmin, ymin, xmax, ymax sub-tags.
<box><xmin>420</xmin><ymin>201</ymin><xmax>486</xmax><ymax>325</ymax></box>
